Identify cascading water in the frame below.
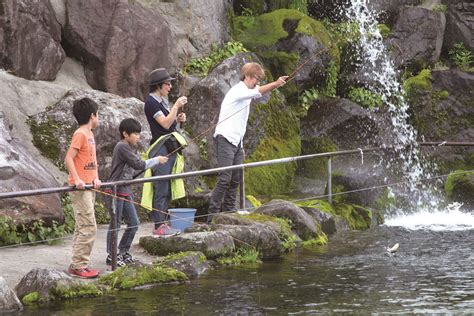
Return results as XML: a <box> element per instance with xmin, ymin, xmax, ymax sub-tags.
<box><xmin>343</xmin><ymin>0</ymin><xmax>473</xmax><ymax>229</ymax></box>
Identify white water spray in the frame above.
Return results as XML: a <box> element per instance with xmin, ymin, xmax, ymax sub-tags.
<box><xmin>344</xmin><ymin>1</ymin><xmax>472</xmax><ymax>229</ymax></box>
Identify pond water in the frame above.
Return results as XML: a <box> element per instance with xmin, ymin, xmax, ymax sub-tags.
<box><xmin>21</xmin><ymin>207</ymin><xmax>474</xmax><ymax>315</ymax></box>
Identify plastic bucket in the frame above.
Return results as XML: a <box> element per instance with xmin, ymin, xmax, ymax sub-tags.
<box><xmin>168</xmin><ymin>208</ymin><xmax>197</xmax><ymax>232</ymax></box>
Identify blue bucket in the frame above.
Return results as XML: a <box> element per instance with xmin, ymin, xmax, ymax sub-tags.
<box><xmin>168</xmin><ymin>208</ymin><xmax>197</xmax><ymax>232</ymax></box>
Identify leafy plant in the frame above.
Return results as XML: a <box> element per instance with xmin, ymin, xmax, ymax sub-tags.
<box><xmin>299</xmin><ymin>88</ymin><xmax>319</xmax><ymax>112</ymax></box>
<box><xmin>377</xmin><ymin>24</ymin><xmax>392</xmax><ymax>38</ymax></box>
<box><xmin>217</xmin><ymin>248</ymin><xmax>262</xmax><ymax>265</ymax></box>
<box><xmin>348</xmin><ymin>87</ymin><xmax>382</xmax><ymax>110</ymax></box>
<box><xmin>185</xmin><ymin>41</ymin><xmax>248</xmax><ymax>76</ymax></box>
<box><xmin>449</xmin><ymin>43</ymin><xmax>473</xmax><ymax>71</ymax></box>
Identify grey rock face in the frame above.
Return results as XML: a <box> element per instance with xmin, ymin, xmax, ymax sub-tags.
<box><xmin>63</xmin><ymin>0</ymin><xmax>176</xmax><ymax>99</ymax></box>
<box><xmin>302</xmin><ymin>207</ymin><xmax>351</xmax><ymax>235</ymax></box>
<box><xmin>0</xmin><ymin>277</ymin><xmax>22</xmax><ymax>312</ymax></box>
<box><xmin>0</xmin><ymin>0</ymin><xmax>65</xmax><ymax>80</ymax></box>
<box><xmin>0</xmin><ymin>112</ymin><xmax>62</xmax><ymax>223</ymax></box>
<box><xmin>255</xmin><ymin>200</ymin><xmax>320</xmax><ymax>240</ymax></box>
<box><xmin>442</xmin><ymin>1</ymin><xmax>474</xmax><ymax>53</ymax></box>
<box><xmin>160</xmin><ymin>251</ymin><xmax>210</xmax><ymax>279</ymax></box>
<box><xmin>388</xmin><ymin>7</ymin><xmax>446</xmax><ymax>69</ymax></box>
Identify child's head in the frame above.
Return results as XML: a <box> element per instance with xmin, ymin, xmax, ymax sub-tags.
<box><xmin>119</xmin><ymin>118</ymin><xmax>142</xmax><ymax>145</ymax></box>
<box><xmin>73</xmin><ymin>97</ymin><xmax>99</xmax><ymax>128</ymax></box>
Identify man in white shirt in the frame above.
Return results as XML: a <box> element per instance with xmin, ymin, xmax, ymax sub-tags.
<box><xmin>208</xmin><ymin>62</ymin><xmax>288</xmax><ymax>222</ymax></box>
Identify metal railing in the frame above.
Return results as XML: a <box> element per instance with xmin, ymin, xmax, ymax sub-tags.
<box><xmin>1</xmin><ymin>142</ymin><xmax>473</xmax><ymax>270</ymax></box>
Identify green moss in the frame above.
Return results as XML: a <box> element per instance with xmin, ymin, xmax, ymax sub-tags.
<box><xmin>299</xmin><ymin>137</ymin><xmax>337</xmax><ymax>178</ymax></box>
<box><xmin>302</xmin><ymin>232</ymin><xmax>328</xmax><ymax>247</ymax></box>
<box><xmin>27</xmin><ymin>117</ymin><xmax>63</xmax><ymax>169</ymax></box>
<box><xmin>348</xmin><ymin>87</ymin><xmax>383</xmax><ymax>110</ymax></box>
<box><xmin>99</xmin><ymin>265</ymin><xmax>188</xmax><ymax>290</ymax></box>
<box><xmin>296</xmin><ymin>199</ymin><xmax>333</xmax><ymax>213</ymax></box>
<box><xmin>22</xmin><ymin>292</ymin><xmax>41</xmax><ymax>305</ymax></box>
<box><xmin>161</xmin><ymin>251</ymin><xmax>206</xmax><ymax>263</ymax></box>
<box><xmin>377</xmin><ymin>24</ymin><xmax>391</xmax><ymax>38</ymax></box>
<box><xmin>372</xmin><ymin>188</ymin><xmax>396</xmax><ymax>212</ymax></box>
<box><xmin>239</xmin><ymin>213</ymin><xmax>298</xmax><ymax>251</ymax></box>
<box><xmin>245</xmin><ymin>93</ymin><xmax>301</xmax><ymax>196</ymax></box>
<box><xmin>445</xmin><ymin>170</ymin><xmax>474</xmax><ymax>199</ymax></box>
<box><xmin>432</xmin><ymin>4</ymin><xmax>448</xmax><ymax>12</ymax></box>
<box><xmin>50</xmin><ymin>282</ymin><xmax>103</xmax><ymax>300</ymax></box>
<box><xmin>216</xmin><ymin>248</ymin><xmax>262</xmax><ymax>266</ymax></box>
<box><xmin>246</xmin><ymin>195</ymin><xmax>262</xmax><ymax>208</ymax></box>
<box><xmin>403</xmin><ymin>69</ymin><xmax>432</xmax><ymax>101</ymax></box>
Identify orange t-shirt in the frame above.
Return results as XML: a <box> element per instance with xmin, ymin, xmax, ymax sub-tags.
<box><xmin>68</xmin><ymin>128</ymin><xmax>98</xmax><ymax>185</ymax></box>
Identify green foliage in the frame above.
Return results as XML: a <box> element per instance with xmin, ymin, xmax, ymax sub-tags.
<box><xmin>0</xmin><ymin>195</ymin><xmax>75</xmax><ymax>246</ymax></box>
<box><xmin>445</xmin><ymin>170</ymin><xmax>474</xmax><ymax>199</ymax></box>
<box><xmin>199</xmin><ymin>138</ymin><xmax>208</xmax><ymax>161</ymax></box>
<box><xmin>50</xmin><ymin>282</ymin><xmax>103</xmax><ymax>300</ymax></box>
<box><xmin>449</xmin><ymin>43</ymin><xmax>473</xmax><ymax>71</ymax></box>
<box><xmin>432</xmin><ymin>4</ymin><xmax>448</xmax><ymax>13</ymax></box>
<box><xmin>377</xmin><ymin>24</ymin><xmax>392</xmax><ymax>38</ymax></box>
<box><xmin>186</xmin><ymin>41</ymin><xmax>248</xmax><ymax>76</ymax></box>
<box><xmin>160</xmin><ymin>251</ymin><xmax>206</xmax><ymax>263</ymax></box>
<box><xmin>94</xmin><ymin>199</ymin><xmax>110</xmax><ymax>225</ymax></box>
<box><xmin>99</xmin><ymin>264</ymin><xmax>188</xmax><ymax>290</ymax></box>
<box><xmin>27</xmin><ymin>117</ymin><xmax>64</xmax><ymax>170</ymax></box>
<box><xmin>216</xmin><ymin>248</ymin><xmax>262</xmax><ymax>265</ymax></box>
<box><xmin>348</xmin><ymin>87</ymin><xmax>383</xmax><ymax>110</ymax></box>
<box><xmin>299</xmin><ymin>88</ymin><xmax>319</xmax><ymax>113</ymax></box>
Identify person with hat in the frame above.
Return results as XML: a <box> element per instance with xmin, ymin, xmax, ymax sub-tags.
<box><xmin>144</xmin><ymin>68</ymin><xmax>187</xmax><ymax>236</ymax></box>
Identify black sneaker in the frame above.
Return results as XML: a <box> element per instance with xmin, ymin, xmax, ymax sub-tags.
<box><xmin>106</xmin><ymin>254</ymin><xmax>126</xmax><ymax>267</ymax></box>
<box><xmin>122</xmin><ymin>252</ymin><xmax>135</xmax><ymax>264</ymax></box>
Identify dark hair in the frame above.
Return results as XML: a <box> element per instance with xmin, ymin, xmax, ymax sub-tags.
<box><xmin>149</xmin><ymin>83</ymin><xmax>164</xmax><ymax>93</ymax></box>
<box><xmin>119</xmin><ymin>118</ymin><xmax>142</xmax><ymax>139</ymax></box>
<box><xmin>72</xmin><ymin>97</ymin><xmax>99</xmax><ymax>125</ymax></box>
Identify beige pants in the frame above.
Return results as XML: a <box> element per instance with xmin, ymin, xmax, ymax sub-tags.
<box><xmin>70</xmin><ymin>190</ymin><xmax>97</xmax><ymax>269</ymax></box>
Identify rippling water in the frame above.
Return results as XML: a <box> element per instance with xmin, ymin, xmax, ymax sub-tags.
<box><xmin>22</xmin><ymin>209</ymin><xmax>474</xmax><ymax>315</ymax></box>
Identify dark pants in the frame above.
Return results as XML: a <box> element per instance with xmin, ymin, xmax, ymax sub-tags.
<box><xmin>106</xmin><ymin>196</ymin><xmax>140</xmax><ymax>254</ymax></box>
<box><xmin>150</xmin><ymin>145</ymin><xmax>177</xmax><ymax>228</ymax></box>
<box><xmin>208</xmin><ymin>135</ymin><xmax>243</xmax><ymax>222</ymax></box>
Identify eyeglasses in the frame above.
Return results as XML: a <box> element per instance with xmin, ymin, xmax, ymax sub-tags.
<box><xmin>163</xmin><ymin>82</ymin><xmax>172</xmax><ymax>86</ymax></box>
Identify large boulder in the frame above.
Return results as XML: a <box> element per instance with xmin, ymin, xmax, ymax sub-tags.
<box><xmin>139</xmin><ymin>231</ymin><xmax>235</xmax><ymax>259</ymax></box>
<box><xmin>387</xmin><ymin>6</ymin><xmax>446</xmax><ymax>70</ymax></box>
<box><xmin>408</xmin><ymin>70</ymin><xmax>474</xmax><ymax>171</ymax></box>
<box><xmin>159</xmin><ymin>251</ymin><xmax>210</xmax><ymax>279</ymax></box>
<box><xmin>138</xmin><ymin>0</ymin><xmax>231</xmax><ymax>59</ymax></box>
<box><xmin>0</xmin><ymin>0</ymin><xmax>65</xmax><ymax>80</ymax></box>
<box><xmin>254</xmin><ymin>200</ymin><xmax>320</xmax><ymax>240</ymax></box>
<box><xmin>185</xmin><ymin>52</ymin><xmax>301</xmax><ymax>196</ymax></box>
<box><xmin>445</xmin><ymin>171</ymin><xmax>474</xmax><ymax>210</ymax></box>
<box><xmin>441</xmin><ymin>1</ymin><xmax>474</xmax><ymax>53</ymax></box>
<box><xmin>214</xmin><ymin>224</ymin><xmax>284</xmax><ymax>258</ymax></box>
<box><xmin>302</xmin><ymin>207</ymin><xmax>350</xmax><ymax>235</ymax></box>
<box><xmin>0</xmin><ymin>277</ymin><xmax>22</xmax><ymax>312</ymax></box>
<box><xmin>0</xmin><ymin>111</ymin><xmax>62</xmax><ymax>223</ymax></box>
<box><xmin>63</xmin><ymin>0</ymin><xmax>176</xmax><ymax>99</ymax></box>
<box><xmin>28</xmin><ymin>88</ymin><xmax>150</xmax><ymax>179</ymax></box>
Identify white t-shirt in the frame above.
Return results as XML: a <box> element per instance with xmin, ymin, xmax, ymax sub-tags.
<box><xmin>214</xmin><ymin>81</ymin><xmax>262</xmax><ymax>146</ymax></box>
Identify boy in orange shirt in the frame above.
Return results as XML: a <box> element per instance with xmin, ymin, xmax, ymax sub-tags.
<box><xmin>65</xmin><ymin>97</ymin><xmax>102</xmax><ymax>278</ymax></box>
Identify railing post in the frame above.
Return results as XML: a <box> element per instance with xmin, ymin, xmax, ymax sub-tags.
<box><xmin>327</xmin><ymin>157</ymin><xmax>332</xmax><ymax>205</ymax></box>
<box><xmin>239</xmin><ymin>167</ymin><xmax>245</xmax><ymax>210</ymax></box>
<box><xmin>111</xmin><ymin>185</ymin><xmax>118</xmax><ymax>271</ymax></box>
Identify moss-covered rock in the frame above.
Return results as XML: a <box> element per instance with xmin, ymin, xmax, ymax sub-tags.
<box><xmin>298</xmin><ymin>136</ymin><xmax>337</xmax><ymax>178</ymax></box>
<box><xmin>444</xmin><ymin>170</ymin><xmax>474</xmax><ymax>209</ymax></box>
<box><xmin>99</xmin><ymin>264</ymin><xmax>188</xmax><ymax>290</ymax></box>
<box><xmin>245</xmin><ymin>92</ymin><xmax>301</xmax><ymax>196</ymax></box>
<box><xmin>233</xmin><ymin>0</ymin><xmax>308</xmax><ymax>16</ymax></box>
<box><xmin>403</xmin><ymin>69</ymin><xmax>433</xmax><ymax>101</ymax></box>
<box><xmin>158</xmin><ymin>251</ymin><xmax>210</xmax><ymax>279</ymax></box>
<box><xmin>49</xmin><ymin>281</ymin><xmax>103</xmax><ymax>300</ymax></box>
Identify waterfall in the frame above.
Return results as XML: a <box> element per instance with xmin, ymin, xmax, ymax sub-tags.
<box><xmin>338</xmin><ymin>0</ymin><xmax>472</xmax><ymax>224</ymax></box>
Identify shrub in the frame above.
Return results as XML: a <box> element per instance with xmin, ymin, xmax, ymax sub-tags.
<box><xmin>449</xmin><ymin>43</ymin><xmax>473</xmax><ymax>71</ymax></box>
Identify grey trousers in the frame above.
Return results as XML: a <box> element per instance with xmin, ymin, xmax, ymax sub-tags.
<box><xmin>208</xmin><ymin>135</ymin><xmax>243</xmax><ymax>221</ymax></box>
<box><xmin>150</xmin><ymin>145</ymin><xmax>176</xmax><ymax>228</ymax></box>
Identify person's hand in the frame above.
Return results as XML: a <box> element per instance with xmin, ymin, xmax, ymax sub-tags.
<box><xmin>276</xmin><ymin>76</ymin><xmax>289</xmax><ymax>87</ymax></box>
<box><xmin>177</xmin><ymin>112</ymin><xmax>186</xmax><ymax>123</ymax></box>
<box><xmin>75</xmin><ymin>179</ymin><xmax>86</xmax><ymax>190</ymax></box>
<box><xmin>92</xmin><ymin>179</ymin><xmax>102</xmax><ymax>189</ymax></box>
<box><xmin>174</xmin><ymin>96</ymin><xmax>187</xmax><ymax>109</ymax></box>
<box><xmin>157</xmin><ymin>156</ymin><xmax>169</xmax><ymax>164</ymax></box>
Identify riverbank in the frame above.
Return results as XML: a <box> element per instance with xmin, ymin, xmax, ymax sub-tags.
<box><xmin>0</xmin><ymin>223</ymin><xmax>156</xmax><ymax>288</ymax></box>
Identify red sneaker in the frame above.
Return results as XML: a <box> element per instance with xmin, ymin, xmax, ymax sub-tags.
<box><xmin>153</xmin><ymin>224</ymin><xmax>181</xmax><ymax>237</ymax></box>
<box><xmin>68</xmin><ymin>265</ymin><xmax>100</xmax><ymax>279</ymax></box>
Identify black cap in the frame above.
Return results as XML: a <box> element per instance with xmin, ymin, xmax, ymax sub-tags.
<box><xmin>148</xmin><ymin>68</ymin><xmax>176</xmax><ymax>85</ymax></box>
